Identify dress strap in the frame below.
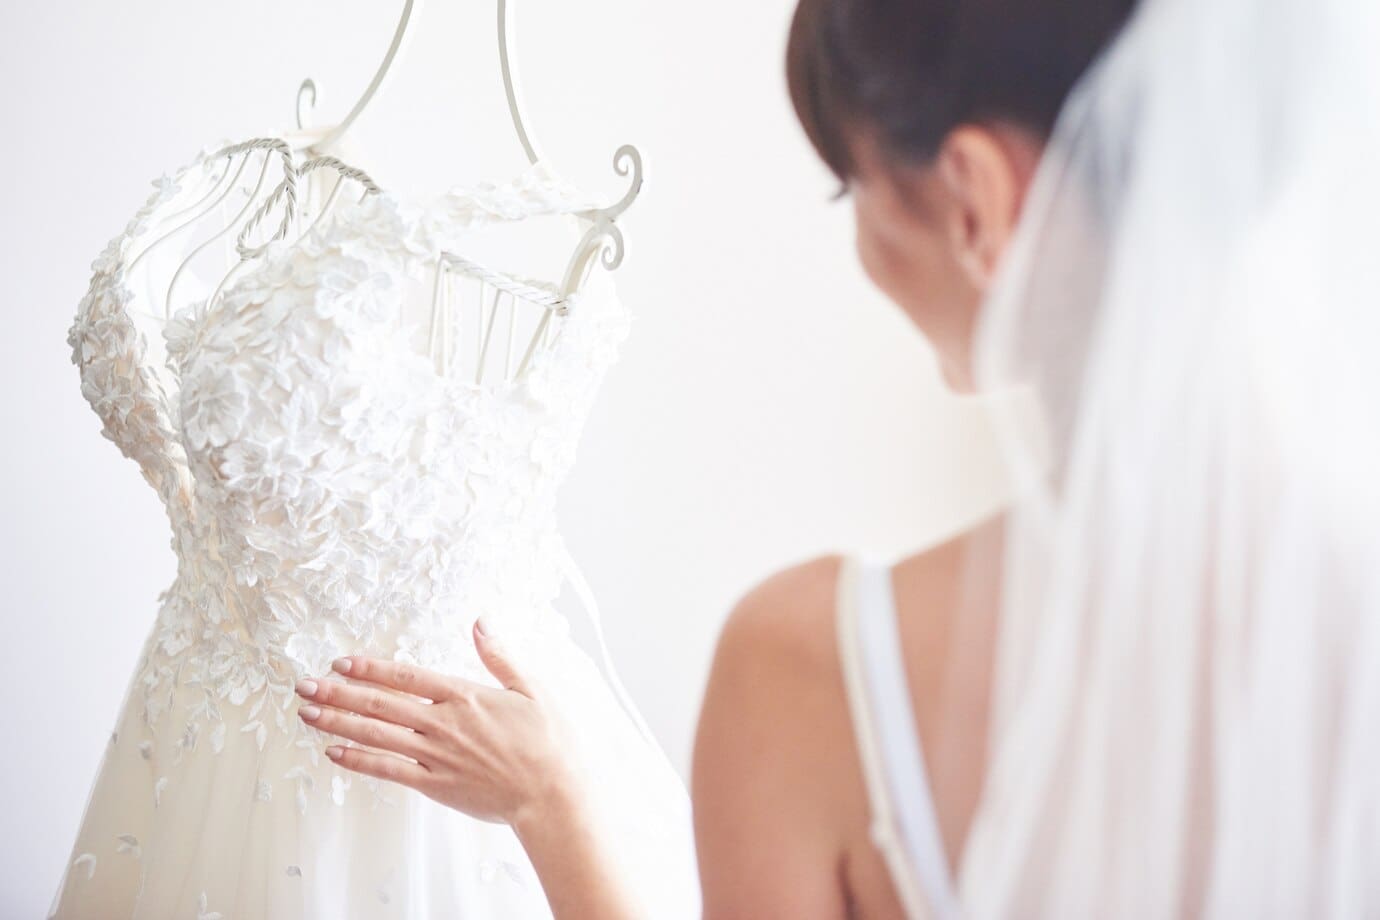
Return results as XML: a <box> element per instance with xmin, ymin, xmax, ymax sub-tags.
<box><xmin>554</xmin><ymin>539</ymin><xmax>658</xmax><ymax>747</ymax></box>
<box><xmin>835</xmin><ymin>554</ymin><xmax>961</xmax><ymax>920</ymax></box>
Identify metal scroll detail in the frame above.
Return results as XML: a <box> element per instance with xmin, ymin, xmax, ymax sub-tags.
<box><xmin>560</xmin><ymin>144</ymin><xmax>644</xmax><ymax>298</ymax></box>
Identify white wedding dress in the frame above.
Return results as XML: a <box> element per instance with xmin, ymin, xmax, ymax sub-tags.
<box><xmin>51</xmin><ymin>137</ymin><xmax>699</xmax><ymax>919</ymax></box>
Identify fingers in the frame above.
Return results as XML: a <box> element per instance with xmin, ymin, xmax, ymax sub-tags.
<box><xmin>326</xmin><ymin>744</ymin><xmax>430</xmax><ymax>790</ymax></box>
<box><xmin>296</xmin><ymin>676</ymin><xmax>432</xmax><ymax>731</ymax></box>
<box><xmin>330</xmin><ymin>656</ymin><xmax>456</xmax><ymax>701</ymax></box>
<box><xmin>473</xmin><ymin>617</ymin><xmax>532</xmax><ymax>697</ymax></box>
<box><xmin>299</xmin><ymin>703</ymin><xmax>433</xmax><ymax>765</ymax></box>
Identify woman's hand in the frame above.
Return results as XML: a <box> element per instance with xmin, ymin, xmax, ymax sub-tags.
<box><xmin>293</xmin><ymin>617</ymin><xmax>578</xmax><ymax>831</ymax></box>
<box><xmin>296</xmin><ymin>619</ymin><xmax>646</xmax><ymax>919</ymax></box>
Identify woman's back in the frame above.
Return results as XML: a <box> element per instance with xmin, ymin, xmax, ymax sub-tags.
<box><xmin>691</xmin><ymin>514</ymin><xmax>1002</xmax><ymax>919</ymax></box>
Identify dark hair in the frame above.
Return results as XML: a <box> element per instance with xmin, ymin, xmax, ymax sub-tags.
<box><xmin>787</xmin><ymin>0</ymin><xmax>1138</xmax><ymax>182</ymax></box>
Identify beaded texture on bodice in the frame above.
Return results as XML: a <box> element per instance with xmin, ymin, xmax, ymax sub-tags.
<box><xmin>66</xmin><ymin>139</ymin><xmax>632</xmax><ymax>768</ymax></box>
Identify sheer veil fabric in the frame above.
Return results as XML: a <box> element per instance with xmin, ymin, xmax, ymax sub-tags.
<box><xmin>956</xmin><ymin>0</ymin><xmax>1380</xmax><ymax>914</ymax></box>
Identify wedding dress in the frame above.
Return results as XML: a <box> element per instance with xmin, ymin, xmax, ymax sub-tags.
<box><xmin>50</xmin><ymin>136</ymin><xmax>699</xmax><ymax>919</ymax></box>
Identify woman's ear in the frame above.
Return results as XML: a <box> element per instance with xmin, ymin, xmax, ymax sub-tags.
<box><xmin>935</xmin><ymin>125</ymin><xmax>1033</xmax><ymax>290</ymax></box>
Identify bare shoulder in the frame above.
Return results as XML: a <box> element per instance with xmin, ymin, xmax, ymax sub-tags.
<box><xmin>690</xmin><ymin>553</ymin><xmax>855</xmax><ymax>918</ymax></box>
<box><xmin>692</xmin><ymin>552</ymin><xmax>852</xmax><ymax>798</ymax></box>
<box><xmin>709</xmin><ymin>530</ymin><xmax>979</xmax><ymax>681</ymax></box>
<box><xmin>712</xmin><ymin>552</ymin><xmax>848</xmax><ymax>681</ymax></box>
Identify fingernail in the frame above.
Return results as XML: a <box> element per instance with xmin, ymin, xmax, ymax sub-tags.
<box><xmin>295</xmin><ymin>679</ymin><xmax>318</xmax><ymax>697</ymax></box>
<box><xmin>475</xmin><ymin>616</ymin><xmax>492</xmax><ymax>637</ymax></box>
<box><xmin>298</xmin><ymin>705</ymin><xmax>321</xmax><ymax>721</ymax></box>
<box><xmin>332</xmin><ymin>658</ymin><xmax>352</xmax><ymax>674</ymax></box>
<box><xmin>325</xmin><ymin>745</ymin><xmax>343</xmax><ymax>761</ymax></box>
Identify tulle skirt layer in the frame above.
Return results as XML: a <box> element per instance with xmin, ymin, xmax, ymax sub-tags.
<box><xmin>48</xmin><ymin>625</ymin><xmax>699</xmax><ymax>919</ymax></box>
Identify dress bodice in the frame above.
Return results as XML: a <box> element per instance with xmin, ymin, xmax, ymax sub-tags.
<box><xmin>67</xmin><ymin>138</ymin><xmax>633</xmax><ymax>750</ymax></box>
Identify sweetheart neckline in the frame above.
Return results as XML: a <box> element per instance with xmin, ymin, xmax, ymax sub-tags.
<box><xmin>94</xmin><ymin>136</ymin><xmax>618</xmax><ymax>436</ymax></box>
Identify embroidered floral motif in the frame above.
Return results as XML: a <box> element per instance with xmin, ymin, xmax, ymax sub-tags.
<box><xmin>73</xmin><ymin>854</ymin><xmax>96</xmax><ymax>880</ymax></box>
<box><xmin>196</xmin><ymin>891</ymin><xmax>223</xmax><ymax>920</ymax></box>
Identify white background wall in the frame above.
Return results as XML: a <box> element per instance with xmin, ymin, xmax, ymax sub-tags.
<box><xmin>0</xmin><ymin>0</ymin><xmax>1015</xmax><ymax>914</ymax></box>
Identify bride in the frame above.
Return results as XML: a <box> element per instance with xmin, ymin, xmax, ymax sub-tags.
<box><xmin>302</xmin><ymin>0</ymin><xmax>1380</xmax><ymax>915</ymax></box>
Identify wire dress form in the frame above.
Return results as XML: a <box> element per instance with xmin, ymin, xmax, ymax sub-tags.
<box><xmin>50</xmin><ymin>128</ymin><xmax>697</xmax><ymax>918</ymax></box>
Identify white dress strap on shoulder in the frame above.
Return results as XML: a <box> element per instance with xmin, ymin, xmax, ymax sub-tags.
<box><xmin>835</xmin><ymin>553</ymin><xmax>961</xmax><ymax>920</ymax></box>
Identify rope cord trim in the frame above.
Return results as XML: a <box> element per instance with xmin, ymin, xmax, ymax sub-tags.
<box><xmin>440</xmin><ymin>253</ymin><xmax>575</xmax><ymax>315</ymax></box>
<box><xmin>216</xmin><ymin>138</ymin><xmax>299</xmax><ymax>261</ymax></box>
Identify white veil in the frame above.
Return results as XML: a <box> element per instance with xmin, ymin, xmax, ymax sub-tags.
<box><xmin>956</xmin><ymin>0</ymin><xmax>1380</xmax><ymax>914</ymax></box>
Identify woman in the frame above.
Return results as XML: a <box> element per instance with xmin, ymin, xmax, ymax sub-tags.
<box><xmin>293</xmin><ymin>1</ymin><xmax>1134</xmax><ymax>916</ymax></box>
<box><xmin>298</xmin><ymin>0</ymin><xmax>1380</xmax><ymax>915</ymax></box>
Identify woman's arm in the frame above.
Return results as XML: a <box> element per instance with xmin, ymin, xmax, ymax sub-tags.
<box><xmin>294</xmin><ymin>620</ymin><xmax>644</xmax><ymax>920</ymax></box>
<box><xmin>692</xmin><ymin>556</ymin><xmax>853</xmax><ymax>920</ymax></box>
<box><xmin>301</xmin><ymin>556</ymin><xmax>856</xmax><ymax>919</ymax></box>
<box><xmin>508</xmin><ymin>781</ymin><xmax>643</xmax><ymax>920</ymax></box>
